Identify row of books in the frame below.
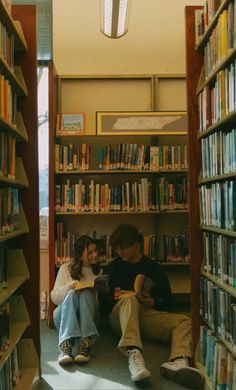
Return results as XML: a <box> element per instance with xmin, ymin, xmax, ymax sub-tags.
<box><xmin>55</xmin><ymin>143</ymin><xmax>188</xmax><ymax>172</ymax></box>
<box><xmin>55</xmin><ymin>177</ymin><xmax>188</xmax><ymax>213</ymax></box>
<box><xmin>0</xmin><ymin>132</ymin><xmax>15</xmax><ymax>179</ymax></box>
<box><xmin>55</xmin><ymin>226</ymin><xmax>157</xmax><ymax>265</ymax></box>
<box><xmin>97</xmin><ymin>144</ymin><xmax>188</xmax><ymax>172</ymax></box>
<box><xmin>200</xmin><ymin>325</ymin><xmax>236</xmax><ymax>389</ymax></box>
<box><xmin>55</xmin><ymin>143</ymin><xmax>90</xmax><ymax>171</ymax></box>
<box><xmin>198</xmin><ymin>64</ymin><xmax>236</xmax><ymax>132</ymax></box>
<box><xmin>0</xmin><ymin>345</ymin><xmax>20</xmax><ymax>390</ymax></box>
<box><xmin>0</xmin><ymin>247</ymin><xmax>7</xmax><ymax>292</ymax></box>
<box><xmin>200</xmin><ymin>180</ymin><xmax>236</xmax><ymax>231</ymax></box>
<box><xmin>195</xmin><ymin>9</ymin><xmax>205</xmax><ymax>45</ymax></box>
<box><xmin>164</xmin><ymin>232</ymin><xmax>190</xmax><ymax>262</ymax></box>
<box><xmin>55</xmin><ymin>223</ymin><xmax>189</xmax><ymax>266</ymax></box>
<box><xmin>0</xmin><ymin>302</ymin><xmax>10</xmax><ymax>354</ymax></box>
<box><xmin>200</xmin><ymin>277</ymin><xmax>236</xmax><ymax>351</ymax></box>
<box><xmin>203</xmin><ymin>231</ymin><xmax>236</xmax><ymax>288</ymax></box>
<box><xmin>0</xmin><ymin>188</ymin><xmax>19</xmax><ymax>235</ymax></box>
<box><xmin>0</xmin><ymin>21</ymin><xmax>14</xmax><ymax>70</ymax></box>
<box><xmin>204</xmin><ymin>6</ymin><xmax>235</xmax><ymax>77</ymax></box>
<box><xmin>201</xmin><ymin>128</ymin><xmax>236</xmax><ymax>178</ymax></box>
<box><xmin>0</xmin><ymin>72</ymin><xmax>16</xmax><ymax>125</ymax></box>
<box><xmin>211</xmin><ymin>68</ymin><xmax>236</xmax><ymax>123</ymax></box>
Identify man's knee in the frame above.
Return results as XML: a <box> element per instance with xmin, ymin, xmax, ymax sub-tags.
<box><xmin>173</xmin><ymin>314</ymin><xmax>191</xmax><ymax>329</ymax></box>
<box><xmin>119</xmin><ymin>295</ymin><xmax>140</xmax><ymax>308</ymax></box>
<box><xmin>80</xmin><ymin>289</ymin><xmax>95</xmax><ymax>302</ymax></box>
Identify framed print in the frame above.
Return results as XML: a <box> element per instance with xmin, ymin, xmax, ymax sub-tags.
<box><xmin>58</xmin><ymin>112</ymin><xmax>85</xmax><ymax>136</ymax></box>
<box><xmin>96</xmin><ymin>111</ymin><xmax>187</xmax><ymax>136</ymax></box>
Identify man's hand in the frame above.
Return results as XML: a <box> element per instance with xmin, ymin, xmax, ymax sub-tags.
<box><xmin>136</xmin><ymin>292</ymin><xmax>155</xmax><ymax>308</ymax></box>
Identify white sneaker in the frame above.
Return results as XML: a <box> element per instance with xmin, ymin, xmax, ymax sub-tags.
<box><xmin>160</xmin><ymin>357</ymin><xmax>204</xmax><ymax>388</ymax></box>
<box><xmin>126</xmin><ymin>348</ymin><xmax>151</xmax><ymax>382</ymax></box>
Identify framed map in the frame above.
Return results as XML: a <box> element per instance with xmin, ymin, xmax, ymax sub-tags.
<box><xmin>96</xmin><ymin>111</ymin><xmax>187</xmax><ymax>135</ymax></box>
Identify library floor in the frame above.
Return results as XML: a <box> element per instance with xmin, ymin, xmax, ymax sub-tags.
<box><xmin>32</xmin><ymin>320</ymin><xmax>193</xmax><ymax>390</ymax></box>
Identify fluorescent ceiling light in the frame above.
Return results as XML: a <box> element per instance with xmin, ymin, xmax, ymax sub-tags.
<box><xmin>101</xmin><ymin>0</ymin><xmax>131</xmax><ymax>38</ymax></box>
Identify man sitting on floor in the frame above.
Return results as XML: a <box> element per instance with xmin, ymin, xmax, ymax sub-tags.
<box><xmin>99</xmin><ymin>224</ymin><xmax>203</xmax><ymax>388</ymax></box>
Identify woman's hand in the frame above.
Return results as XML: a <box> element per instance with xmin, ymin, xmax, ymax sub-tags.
<box><xmin>69</xmin><ymin>280</ymin><xmax>79</xmax><ymax>290</ymax></box>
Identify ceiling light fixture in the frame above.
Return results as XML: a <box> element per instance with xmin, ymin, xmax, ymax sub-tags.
<box><xmin>101</xmin><ymin>0</ymin><xmax>131</xmax><ymax>38</ymax></box>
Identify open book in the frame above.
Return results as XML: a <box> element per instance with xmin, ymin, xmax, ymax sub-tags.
<box><xmin>74</xmin><ymin>274</ymin><xmax>109</xmax><ymax>291</ymax></box>
<box><xmin>114</xmin><ymin>274</ymin><xmax>154</xmax><ymax>299</ymax></box>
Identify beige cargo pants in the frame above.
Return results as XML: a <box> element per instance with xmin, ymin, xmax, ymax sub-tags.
<box><xmin>109</xmin><ymin>295</ymin><xmax>192</xmax><ymax>360</ymax></box>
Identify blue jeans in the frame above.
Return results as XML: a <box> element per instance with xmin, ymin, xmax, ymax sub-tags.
<box><xmin>54</xmin><ymin>289</ymin><xmax>100</xmax><ymax>346</ymax></box>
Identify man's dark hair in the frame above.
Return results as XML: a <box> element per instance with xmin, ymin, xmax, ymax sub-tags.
<box><xmin>109</xmin><ymin>224</ymin><xmax>142</xmax><ymax>249</ymax></box>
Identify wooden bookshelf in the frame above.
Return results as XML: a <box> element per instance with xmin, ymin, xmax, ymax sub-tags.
<box><xmin>186</xmin><ymin>3</ymin><xmax>236</xmax><ymax>388</ymax></box>
<box><xmin>185</xmin><ymin>5</ymin><xmax>203</xmax><ymax>349</ymax></box>
<box><xmin>201</xmin><ymin>271</ymin><xmax>236</xmax><ymax>299</ymax></box>
<box><xmin>0</xmin><ymin>3</ymin><xmax>39</xmax><ymax>387</ymax></box>
<box><xmin>48</xmin><ymin>73</ymin><xmax>190</xmax><ymax>325</ymax></box>
<box><xmin>196</xmin><ymin>0</ymin><xmax>231</xmax><ymax>50</ymax></box>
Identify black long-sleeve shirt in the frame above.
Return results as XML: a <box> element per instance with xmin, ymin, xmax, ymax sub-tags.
<box><xmin>100</xmin><ymin>255</ymin><xmax>172</xmax><ymax>314</ymax></box>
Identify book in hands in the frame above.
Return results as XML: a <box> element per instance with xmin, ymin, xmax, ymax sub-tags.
<box><xmin>114</xmin><ymin>274</ymin><xmax>154</xmax><ymax>299</ymax></box>
<box><xmin>74</xmin><ymin>281</ymin><xmax>95</xmax><ymax>291</ymax></box>
<box><xmin>74</xmin><ymin>274</ymin><xmax>109</xmax><ymax>291</ymax></box>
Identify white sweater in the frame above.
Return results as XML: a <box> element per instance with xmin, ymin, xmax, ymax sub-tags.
<box><xmin>51</xmin><ymin>262</ymin><xmax>100</xmax><ymax>306</ymax></box>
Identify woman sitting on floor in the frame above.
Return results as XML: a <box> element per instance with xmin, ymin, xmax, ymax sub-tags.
<box><xmin>51</xmin><ymin>235</ymin><xmax>101</xmax><ymax>365</ymax></box>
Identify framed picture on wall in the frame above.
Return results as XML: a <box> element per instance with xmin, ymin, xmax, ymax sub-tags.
<box><xmin>96</xmin><ymin>111</ymin><xmax>187</xmax><ymax>136</ymax></box>
<box><xmin>57</xmin><ymin>112</ymin><xmax>85</xmax><ymax>136</ymax></box>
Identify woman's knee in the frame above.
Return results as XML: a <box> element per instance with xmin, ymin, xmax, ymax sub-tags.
<box><xmin>80</xmin><ymin>289</ymin><xmax>95</xmax><ymax>302</ymax></box>
<box><xmin>63</xmin><ymin>289</ymin><xmax>78</xmax><ymax>303</ymax></box>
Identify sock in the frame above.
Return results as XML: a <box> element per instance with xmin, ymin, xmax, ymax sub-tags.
<box><xmin>126</xmin><ymin>346</ymin><xmax>142</xmax><ymax>353</ymax></box>
<box><xmin>171</xmin><ymin>355</ymin><xmax>192</xmax><ymax>366</ymax></box>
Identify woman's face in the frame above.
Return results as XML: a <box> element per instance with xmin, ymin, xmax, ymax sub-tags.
<box><xmin>81</xmin><ymin>243</ymin><xmax>99</xmax><ymax>267</ymax></box>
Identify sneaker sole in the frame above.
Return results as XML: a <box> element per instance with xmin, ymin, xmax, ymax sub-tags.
<box><xmin>58</xmin><ymin>356</ymin><xmax>73</xmax><ymax>365</ymax></box>
<box><xmin>131</xmin><ymin>369</ymin><xmax>151</xmax><ymax>382</ymax></box>
<box><xmin>160</xmin><ymin>366</ymin><xmax>203</xmax><ymax>388</ymax></box>
<box><xmin>74</xmin><ymin>355</ymin><xmax>90</xmax><ymax>364</ymax></box>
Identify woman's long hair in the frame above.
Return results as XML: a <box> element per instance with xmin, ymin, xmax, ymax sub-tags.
<box><xmin>68</xmin><ymin>235</ymin><xmax>100</xmax><ymax>280</ymax></box>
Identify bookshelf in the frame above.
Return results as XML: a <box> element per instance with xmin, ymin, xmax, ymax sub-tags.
<box><xmin>186</xmin><ymin>3</ymin><xmax>236</xmax><ymax>388</ymax></box>
<box><xmin>0</xmin><ymin>3</ymin><xmax>39</xmax><ymax>388</ymax></box>
<box><xmin>48</xmin><ymin>73</ymin><xmax>191</xmax><ymax>325</ymax></box>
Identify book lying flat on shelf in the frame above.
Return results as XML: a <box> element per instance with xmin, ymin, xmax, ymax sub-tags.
<box><xmin>114</xmin><ymin>274</ymin><xmax>154</xmax><ymax>299</ymax></box>
<box><xmin>74</xmin><ymin>274</ymin><xmax>109</xmax><ymax>291</ymax></box>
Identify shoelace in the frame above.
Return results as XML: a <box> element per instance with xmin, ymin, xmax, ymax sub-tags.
<box><xmin>79</xmin><ymin>338</ymin><xmax>90</xmax><ymax>355</ymax></box>
<box><xmin>128</xmin><ymin>350</ymin><xmax>144</xmax><ymax>370</ymax></box>
<box><xmin>61</xmin><ymin>339</ymin><xmax>72</xmax><ymax>355</ymax></box>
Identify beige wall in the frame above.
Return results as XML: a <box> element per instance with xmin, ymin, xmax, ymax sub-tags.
<box><xmin>53</xmin><ymin>0</ymin><xmax>204</xmax><ymax>75</ymax></box>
